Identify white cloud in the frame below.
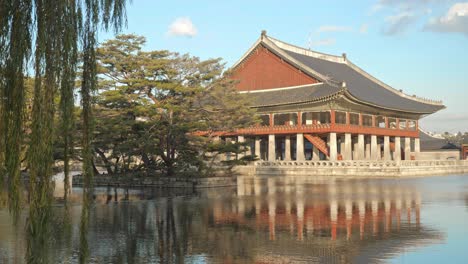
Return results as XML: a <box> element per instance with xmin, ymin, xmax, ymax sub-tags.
<box><xmin>382</xmin><ymin>12</ymin><xmax>416</xmax><ymax>35</ymax></box>
<box><xmin>317</xmin><ymin>25</ymin><xmax>353</xmax><ymax>33</ymax></box>
<box><xmin>167</xmin><ymin>17</ymin><xmax>197</xmax><ymax>37</ymax></box>
<box><xmin>359</xmin><ymin>23</ymin><xmax>369</xmax><ymax>34</ymax></box>
<box><xmin>310</xmin><ymin>38</ymin><xmax>336</xmax><ymax>47</ymax></box>
<box><xmin>424</xmin><ymin>2</ymin><xmax>468</xmax><ymax>36</ymax></box>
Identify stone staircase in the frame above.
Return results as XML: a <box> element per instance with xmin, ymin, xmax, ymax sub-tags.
<box><xmin>304</xmin><ymin>134</ymin><xmax>329</xmax><ymax>157</ymax></box>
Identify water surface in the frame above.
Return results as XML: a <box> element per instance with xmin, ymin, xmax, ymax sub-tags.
<box><xmin>1</xmin><ymin>175</ymin><xmax>468</xmax><ymax>263</ymax></box>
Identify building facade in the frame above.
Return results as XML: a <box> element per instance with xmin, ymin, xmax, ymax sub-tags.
<box><xmin>224</xmin><ymin>31</ymin><xmax>445</xmax><ymax>162</ymax></box>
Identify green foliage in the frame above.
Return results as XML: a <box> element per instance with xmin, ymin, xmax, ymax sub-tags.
<box><xmin>93</xmin><ymin>34</ymin><xmax>258</xmax><ymax>177</ymax></box>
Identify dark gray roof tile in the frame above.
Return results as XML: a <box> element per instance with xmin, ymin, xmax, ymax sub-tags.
<box><xmin>282</xmin><ymin>49</ymin><xmax>444</xmax><ymax>113</ymax></box>
<box><xmin>245</xmin><ymin>83</ymin><xmax>341</xmax><ymax>107</ymax></box>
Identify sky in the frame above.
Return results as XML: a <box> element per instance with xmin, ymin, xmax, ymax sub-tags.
<box><xmin>100</xmin><ymin>0</ymin><xmax>468</xmax><ymax>133</ymax></box>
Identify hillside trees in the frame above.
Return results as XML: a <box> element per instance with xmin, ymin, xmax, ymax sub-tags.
<box><xmin>94</xmin><ymin>34</ymin><xmax>257</xmax><ymax>176</ymax></box>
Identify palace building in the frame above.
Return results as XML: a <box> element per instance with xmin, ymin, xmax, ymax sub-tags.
<box><xmin>224</xmin><ymin>31</ymin><xmax>445</xmax><ymax>161</ymax></box>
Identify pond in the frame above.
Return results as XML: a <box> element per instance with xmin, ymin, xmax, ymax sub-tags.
<box><xmin>1</xmin><ymin>175</ymin><xmax>468</xmax><ymax>263</ymax></box>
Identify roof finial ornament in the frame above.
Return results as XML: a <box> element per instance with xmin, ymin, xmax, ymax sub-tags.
<box><xmin>342</xmin><ymin>53</ymin><xmax>347</xmax><ymax>62</ymax></box>
<box><xmin>341</xmin><ymin>81</ymin><xmax>347</xmax><ymax>88</ymax></box>
<box><xmin>261</xmin><ymin>30</ymin><xmax>267</xmax><ymax>40</ymax></box>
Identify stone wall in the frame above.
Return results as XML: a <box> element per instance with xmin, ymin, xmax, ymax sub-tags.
<box><xmin>72</xmin><ymin>175</ymin><xmax>236</xmax><ymax>188</ymax></box>
<box><xmin>239</xmin><ymin>160</ymin><xmax>468</xmax><ymax>178</ymax></box>
<box><xmin>416</xmin><ymin>151</ymin><xmax>460</xmax><ymax>161</ymax></box>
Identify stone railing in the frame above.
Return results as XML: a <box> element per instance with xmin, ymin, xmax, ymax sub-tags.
<box><xmin>254</xmin><ymin>160</ymin><xmax>468</xmax><ymax>168</ymax></box>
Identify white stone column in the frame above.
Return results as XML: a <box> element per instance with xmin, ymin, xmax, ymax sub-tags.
<box><xmin>371</xmin><ymin>135</ymin><xmax>378</xmax><ymax>160</ymax></box>
<box><xmin>226</xmin><ymin>137</ymin><xmax>232</xmax><ymax>161</ymax></box>
<box><xmin>357</xmin><ymin>134</ymin><xmax>365</xmax><ymax>160</ymax></box>
<box><xmin>384</xmin><ymin>136</ymin><xmax>391</xmax><ymax>160</ymax></box>
<box><xmin>296</xmin><ymin>133</ymin><xmax>305</xmax><ymax>161</ymax></box>
<box><xmin>312</xmin><ymin>146</ymin><xmax>320</xmax><ymax>161</ymax></box>
<box><xmin>268</xmin><ymin>134</ymin><xmax>276</xmax><ymax>161</ymax></box>
<box><xmin>285</xmin><ymin>135</ymin><xmax>291</xmax><ymax>161</ymax></box>
<box><xmin>404</xmin><ymin>137</ymin><xmax>411</xmax><ymax>160</ymax></box>
<box><xmin>329</xmin><ymin>133</ymin><xmax>338</xmax><ymax>161</ymax></box>
<box><xmin>414</xmin><ymin>137</ymin><xmax>420</xmax><ymax>160</ymax></box>
<box><xmin>394</xmin><ymin>136</ymin><xmax>401</xmax><ymax>161</ymax></box>
<box><xmin>238</xmin><ymin>135</ymin><xmax>245</xmax><ymax>159</ymax></box>
<box><xmin>344</xmin><ymin>133</ymin><xmax>352</xmax><ymax>160</ymax></box>
<box><xmin>365</xmin><ymin>136</ymin><xmax>371</xmax><ymax>160</ymax></box>
<box><xmin>255</xmin><ymin>137</ymin><xmax>261</xmax><ymax>160</ymax></box>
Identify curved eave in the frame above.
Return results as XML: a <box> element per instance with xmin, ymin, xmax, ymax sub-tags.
<box><xmin>342</xmin><ymin>89</ymin><xmax>446</xmax><ymax>115</ymax></box>
<box><xmin>249</xmin><ymin>89</ymin><xmax>345</xmax><ymax>108</ymax></box>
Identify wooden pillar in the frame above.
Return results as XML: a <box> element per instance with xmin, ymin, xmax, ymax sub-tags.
<box><xmin>331</xmin><ymin>110</ymin><xmax>336</xmax><ymax>125</ymax></box>
<box><xmin>297</xmin><ymin>111</ymin><xmax>302</xmax><ymax>126</ymax></box>
<box><xmin>359</xmin><ymin>113</ymin><xmax>363</xmax><ymax>126</ymax></box>
<box><xmin>346</xmin><ymin>112</ymin><xmax>350</xmax><ymax>125</ymax></box>
<box><xmin>404</xmin><ymin>137</ymin><xmax>411</xmax><ymax>160</ymax></box>
<box><xmin>269</xmin><ymin>113</ymin><xmax>274</xmax><ymax>127</ymax></box>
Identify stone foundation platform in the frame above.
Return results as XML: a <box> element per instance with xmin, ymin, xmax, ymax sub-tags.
<box><xmin>235</xmin><ymin>160</ymin><xmax>468</xmax><ymax>178</ymax></box>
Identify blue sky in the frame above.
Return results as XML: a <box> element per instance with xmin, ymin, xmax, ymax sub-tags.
<box><xmin>101</xmin><ymin>0</ymin><xmax>468</xmax><ymax>133</ymax></box>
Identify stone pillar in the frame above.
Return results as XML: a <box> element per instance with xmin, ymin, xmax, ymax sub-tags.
<box><xmin>329</xmin><ymin>133</ymin><xmax>338</xmax><ymax>161</ymax></box>
<box><xmin>365</xmin><ymin>136</ymin><xmax>371</xmax><ymax>160</ymax></box>
<box><xmin>404</xmin><ymin>137</ymin><xmax>411</xmax><ymax>160</ymax></box>
<box><xmin>414</xmin><ymin>137</ymin><xmax>420</xmax><ymax>160</ymax></box>
<box><xmin>255</xmin><ymin>137</ymin><xmax>261</xmax><ymax>160</ymax></box>
<box><xmin>383</xmin><ymin>136</ymin><xmax>391</xmax><ymax>160</ymax></box>
<box><xmin>371</xmin><ymin>135</ymin><xmax>378</xmax><ymax>160</ymax></box>
<box><xmin>238</xmin><ymin>135</ymin><xmax>245</xmax><ymax>159</ymax></box>
<box><xmin>285</xmin><ymin>135</ymin><xmax>291</xmax><ymax>161</ymax></box>
<box><xmin>226</xmin><ymin>137</ymin><xmax>232</xmax><ymax>161</ymax></box>
<box><xmin>340</xmin><ymin>135</ymin><xmax>345</xmax><ymax>157</ymax></box>
<box><xmin>357</xmin><ymin>134</ymin><xmax>365</xmax><ymax>160</ymax></box>
<box><xmin>296</xmin><ymin>133</ymin><xmax>305</xmax><ymax>161</ymax></box>
<box><xmin>312</xmin><ymin>146</ymin><xmax>320</xmax><ymax>161</ymax></box>
<box><xmin>394</xmin><ymin>136</ymin><xmax>401</xmax><ymax>161</ymax></box>
<box><xmin>344</xmin><ymin>133</ymin><xmax>352</xmax><ymax>160</ymax></box>
<box><xmin>268</xmin><ymin>134</ymin><xmax>276</xmax><ymax>161</ymax></box>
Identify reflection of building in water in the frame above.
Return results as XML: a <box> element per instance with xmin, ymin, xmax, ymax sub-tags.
<box><xmin>203</xmin><ymin>177</ymin><xmax>441</xmax><ymax>263</ymax></box>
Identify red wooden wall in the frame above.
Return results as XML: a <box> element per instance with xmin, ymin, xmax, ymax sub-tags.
<box><xmin>230</xmin><ymin>45</ymin><xmax>318</xmax><ymax>91</ymax></box>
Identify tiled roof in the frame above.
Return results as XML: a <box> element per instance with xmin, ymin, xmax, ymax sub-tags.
<box><xmin>282</xmin><ymin>49</ymin><xmax>444</xmax><ymax>113</ymax></box>
<box><xmin>419</xmin><ymin>130</ymin><xmax>459</xmax><ymax>151</ymax></box>
<box><xmin>243</xmin><ymin>83</ymin><xmax>342</xmax><ymax>107</ymax></box>
<box><xmin>232</xmin><ymin>33</ymin><xmax>445</xmax><ymax>114</ymax></box>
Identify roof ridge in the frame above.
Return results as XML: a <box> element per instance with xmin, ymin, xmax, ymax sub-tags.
<box><xmin>266</xmin><ymin>35</ymin><xmax>346</xmax><ymax>63</ymax></box>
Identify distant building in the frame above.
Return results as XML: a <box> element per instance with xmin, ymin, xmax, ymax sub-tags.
<box><xmin>462</xmin><ymin>137</ymin><xmax>468</xmax><ymax>160</ymax></box>
<box><xmin>418</xmin><ymin>130</ymin><xmax>460</xmax><ymax>160</ymax></box>
<box><xmin>224</xmin><ymin>31</ymin><xmax>446</xmax><ymax>161</ymax></box>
